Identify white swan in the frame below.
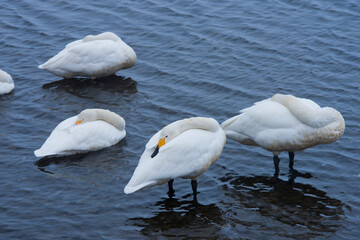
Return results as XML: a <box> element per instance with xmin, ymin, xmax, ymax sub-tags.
<box><xmin>124</xmin><ymin>117</ymin><xmax>226</xmax><ymax>197</ymax></box>
<box><xmin>221</xmin><ymin>94</ymin><xmax>345</xmax><ymax>176</ymax></box>
<box><xmin>38</xmin><ymin>32</ymin><xmax>136</xmax><ymax>79</ymax></box>
<box><xmin>34</xmin><ymin>109</ymin><xmax>126</xmax><ymax>157</ymax></box>
<box><xmin>0</xmin><ymin>69</ymin><xmax>14</xmax><ymax>94</ymax></box>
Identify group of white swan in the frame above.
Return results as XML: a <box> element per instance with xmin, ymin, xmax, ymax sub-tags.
<box><xmin>33</xmin><ymin>95</ymin><xmax>345</xmax><ymax>197</ymax></box>
<box><xmin>1</xmin><ymin>32</ymin><xmax>345</xmax><ymax>197</ymax></box>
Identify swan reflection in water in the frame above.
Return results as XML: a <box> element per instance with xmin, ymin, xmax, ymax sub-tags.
<box><xmin>219</xmin><ymin>173</ymin><xmax>348</xmax><ymax>238</ymax></box>
<box><xmin>127</xmin><ymin>196</ymin><xmax>226</xmax><ymax>238</ymax></box>
<box><xmin>34</xmin><ymin>140</ymin><xmax>127</xmax><ymax>178</ymax></box>
<box><xmin>42</xmin><ymin>75</ymin><xmax>137</xmax><ymax>98</ymax></box>
<box><xmin>127</xmin><ymin>174</ymin><xmax>348</xmax><ymax>239</ymax></box>
<box><xmin>34</xmin><ymin>153</ymin><xmax>87</xmax><ymax>174</ymax></box>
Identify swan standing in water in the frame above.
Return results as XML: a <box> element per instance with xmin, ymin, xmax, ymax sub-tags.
<box><xmin>124</xmin><ymin>117</ymin><xmax>226</xmax><ymax>197</ymax></box>
<box><xmin>39</xmin><ymin>32</ymin><xmax>136</xmax><ymax>79</ymax></box>
<box><xmin>221</xmin><ymin>94</ymin><xmax>345</xmax><ymax>176</ymax></box>
<box><xmin>34</xmin><ymin>109</ymin><xmax>126</xmax><ymax>157</ymax></box>
<box><xmin>0</xmin><ymin>69</ymin><xmax>14</xmax><ymax>94</ymax></box>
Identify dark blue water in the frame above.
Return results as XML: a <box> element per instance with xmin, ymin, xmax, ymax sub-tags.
<box><xmin>1</xmin><ymin>0</ymin><xmax>359</xmax><ymax>239</ymax></box>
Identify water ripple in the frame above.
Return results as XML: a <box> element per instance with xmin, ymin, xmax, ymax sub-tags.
<box><xmin>0</xmin><ymin>0</ymin><xmax>359</xmax><ymax>239</ymax></box>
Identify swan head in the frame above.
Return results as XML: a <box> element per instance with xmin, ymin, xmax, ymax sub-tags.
<box><xmin>75</xmin><ymin>109</ymin><xmax>98</xmax><ymax>125</ymax></box>
<box><xmin>150</xmin><ymin>120</ymin><xmax>189</xmax><ymax>158</ymax></box>
<box><xmin>151</xmin><ymin>135</ymin><xmax>168</xmax><ymax>158</ymax></box>
<box><xmin>150</xmin><ymin>121</ymin><xmax>186</xmax><ymax>158</ymax></box>
<box><xmin>74</xmin><ymin>108</ymin><xmax>126</xmax><ymax>130</ymax></box>
<box><xmin>150</xmin><ymin>117</ymin><xmax>220</xmax><ymax>158</ymax></box>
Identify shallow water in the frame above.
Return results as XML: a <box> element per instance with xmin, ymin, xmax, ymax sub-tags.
<box><xmin>1</xmin><ymin>0</ymin><xmax>359</xmax><ymax>239</ymax></box>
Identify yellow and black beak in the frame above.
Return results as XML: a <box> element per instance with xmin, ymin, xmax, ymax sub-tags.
<box><xmin>151</xmin><ymin>138</ymin><xmax>166</xmax><ymax>158</ymax></box>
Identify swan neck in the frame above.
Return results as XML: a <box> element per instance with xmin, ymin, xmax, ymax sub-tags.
<box><xmin>161</xmin><ymin>117</ymin><xmax>219</xmax><ymax>141</ymax></box>
<box><xmin>96</xmin><ymin>109</ymin><xmax>125</xmax><ymax>130</ymax></box>
<box><xmin>272</xmin><ymin>94</ymin><xmax>343</xmax><ymax>128</ymax></box>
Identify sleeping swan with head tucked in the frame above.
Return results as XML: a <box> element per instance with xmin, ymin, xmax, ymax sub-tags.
<box><xmin>34</xmin><ymin>109</ymin><xmax>126</xmax><ymax>157</ymax></box>
<box><xmin>124</xmin><ymin>117</ymin><xmax>226</xmax><ymax>197</ymax></box>
<box><xmin>0</xmin><ymin>69</ymin><xmax>14</xmax><ymax>94</ymax></box>
<box><xmin>221</xmin><ymin>94</ymin><xmax>345</xmax><ymax>176</ymax></box>
<box><xmin>38</xmin><ymin>32</ymin><xmax>136</xmax><ymax>79</ymax></box>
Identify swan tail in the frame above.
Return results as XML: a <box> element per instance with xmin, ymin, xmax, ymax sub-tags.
<box><xmin>124</xmin><ymin>180</ymin><xmax>158</xmax><ymax>194</ymax></box>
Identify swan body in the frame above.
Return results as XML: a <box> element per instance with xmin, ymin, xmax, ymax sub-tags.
<box><xmin>0</xmin><ymin>69</ymin><xmax>14</xmax><ymax>94</ymax></box>
<box><xmin>39</xmin><ymin>32</ymin><xmax>136</xmax><ymax>79</ymax></box>
<box><xmin>34</xmin><ymin>109</ymin><xmax>126</xmax><ymax>157</ymax></box>
<box><xmin>221</xmin><ymin>94</ymin><xmax>345</xmax><ymax>175</ymax></box>
<box><xmin>124</xmin><ymin>117</ymin><xmax>226</xmax><ymax>195</ymax></box>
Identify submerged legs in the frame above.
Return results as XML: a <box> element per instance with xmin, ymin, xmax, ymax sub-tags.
<box><xmin>288</xmin><ymin>151</ymin><xmax>296</xmax><ymax>180</ymax></box>
<box><xmin>273</xmin><ymin>155</ymin><xmax>280</xmax><ymax>177</ymax></box>
<box><xmin>289</xmin><ymin>152</ymin><xmax>295</xmax><ymax>171</ymax></box>
<box><xmin>191</xmin><ymin>180</ymin><xmax>197</xmax><ymax>197</ymax></box>
<box><xmin>272</xmin><ymin>152</ymin><xmax>312</xmax><ymax>180</ymax></box>
<box><xmin>167</xmin><ymin>179</ymin><xmax>198</xmax><ymax>198</ymax></box>
<box><xmin>273</xmin><ymin>152</ymin><xmax>295</xmax><ymax>176</ymax></box>
<box><xmin>167</xmin><ymin>179</ymin><xmax>175</xmax><ymax>197</ymax></box>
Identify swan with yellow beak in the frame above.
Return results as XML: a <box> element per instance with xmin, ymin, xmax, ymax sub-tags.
<box><xmin>124</xmin><ymin>117</ymin><xmax>226</xmax><ymax>197</ymax></box>
<box><xmin>34</xmin><ymin>109</ymin><xmax>126</xmax><ymax>157</ymax></box>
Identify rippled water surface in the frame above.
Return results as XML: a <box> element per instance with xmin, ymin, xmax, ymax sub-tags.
<box><xmin>1</xmin><ymin>0</ymin><xmax>359</xmax><ymax>239</ymax></box>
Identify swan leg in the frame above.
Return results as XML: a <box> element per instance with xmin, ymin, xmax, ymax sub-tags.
<box><xmin>273</xmin><ymin>155</ymin><xmax>280</xmax><ymax>177</ymax></box>
<box><xmin>288</xmin><ymin>152</ymin><xmax>295</xmax><ymax>171</ymax></box>
<box><xmin>167</xmin><ymin>179</ymin><xmax>175</xmax><ymax>197</ymax></box>
<box><xmin>191</xmin><ymin>180</ymin><xmax>197</xmax><ymax>196</ymax></box>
